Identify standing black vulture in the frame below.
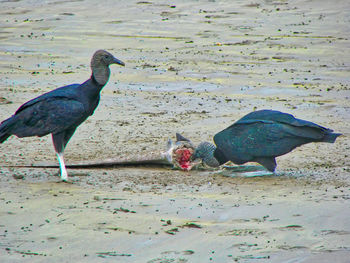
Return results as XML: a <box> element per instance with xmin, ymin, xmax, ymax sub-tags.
<box><xmin>0</xmin><ymin>50</ymin><xmax>125</xmax><ymax>181</ymax></box>
<box><xmin>192</xmin><ymin>109</ymin><xmax>341</xmax><ymax>172</ymax></box>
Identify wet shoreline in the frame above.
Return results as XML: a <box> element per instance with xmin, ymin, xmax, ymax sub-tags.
<box><xmin>1</xmin><ymin>0</ymin><xmax>349</xmax><ymax>262</ymax></box>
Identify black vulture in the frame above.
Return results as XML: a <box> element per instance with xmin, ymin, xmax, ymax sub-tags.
<box><xmin>192</xmin><ymin>109</ymin><xmax>342</xmax><ymax>172</ymax></box>
<box><xmin>0</xmin><ymin>50</ymin><xmax>125</xmax><ymax>181</ymax></box>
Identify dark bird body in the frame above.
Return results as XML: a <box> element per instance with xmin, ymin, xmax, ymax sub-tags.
<box><xmin>193</xmin><ymin>110</ymin><xmax>341</xmax><ymax>172</ymax></box>
<box><xmin>0</xmin><ymin>50</ymin><xmax>125</xmax><ymax>181</ymax></box>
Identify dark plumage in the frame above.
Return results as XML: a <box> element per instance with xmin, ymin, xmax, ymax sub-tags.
<box><xmin>192</xmin><ymin>110</ymin><xmax>341</xmax><ymax>172</ymax></box>
<box><xmin>0</xmin><ymin>50</ymin><xmax>125</xmax><ymax>181</ymax></box>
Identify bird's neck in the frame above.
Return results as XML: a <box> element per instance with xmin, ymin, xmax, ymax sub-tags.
<box><xmin>91</xmin><ymin>64</ymin><xmax>110</xmax><ymax>86</ymax></box>
<box><xmin>197</xmin><ymin>142</ymin><xmax>221</xmax><ymax>167</ymax></box>
<box><xmin>78</xmin><ymin>76</ymin><xmax>103</xmax><ymax>115</ymax></box>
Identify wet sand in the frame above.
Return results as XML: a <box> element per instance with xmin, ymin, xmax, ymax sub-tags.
<box><xmin>0</xmin><ymin>0</ymin><xmax>349</xmax><ymax>262</ymax></box>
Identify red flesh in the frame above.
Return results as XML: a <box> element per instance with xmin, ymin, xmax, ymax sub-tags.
<box><xmin>174</xmin><ymin>148</ymin><xmax>193</xmax><ymax>171</ymax></box>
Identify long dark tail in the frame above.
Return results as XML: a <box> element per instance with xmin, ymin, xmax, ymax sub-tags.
<box><xmin>322</xmin><ymin>132</ymin><xmax>342</xmax><ymax>143</ymax></box>
<box><xmin>0</xmin><ymin>117</ymin><xmax>14</xmax><ymax>143</ymax></box>
<box><xmin>0</xmin><ymin>131</ymin><xmax>11</xmax><ymax>143</ymax></box>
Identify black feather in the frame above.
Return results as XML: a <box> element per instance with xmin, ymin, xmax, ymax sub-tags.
<box><xmin>0</xmin><ymin>50</ymin><xmax>125</xmax><ymax>180</ymax></box>
<box><xmin>213</xmin><ymin>110</ymin><xmax>341</xmax><ymax>171</ymax></box>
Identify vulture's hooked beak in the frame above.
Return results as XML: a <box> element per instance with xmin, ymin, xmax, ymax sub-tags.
<box><xmin>113</xmin><ymin>57</ymin><xmax>125</xmax><ymax>67</ymax></box>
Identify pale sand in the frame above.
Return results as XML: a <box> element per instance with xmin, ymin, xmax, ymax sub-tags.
<box><xmin>0</xmin><ymin>0</ymin><xmax>349</xmax><ymax>262</ymax></box>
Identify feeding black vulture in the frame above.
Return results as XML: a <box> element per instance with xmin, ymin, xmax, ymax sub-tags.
<box><xmin>0</xmin><ymin>50</ymin><xmax>125</xmax><ymax>181</ymax></box>
<box><xmin>192</xmin><ymin>109</ymin><xmax>341</xmax><ymax>172</ymax></box>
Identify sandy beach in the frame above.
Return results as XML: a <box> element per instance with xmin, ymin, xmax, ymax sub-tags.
<box><xmin>0</xmin><ymin>0</ymin><xmax>349</xmax><ymax>262</ymax></box>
